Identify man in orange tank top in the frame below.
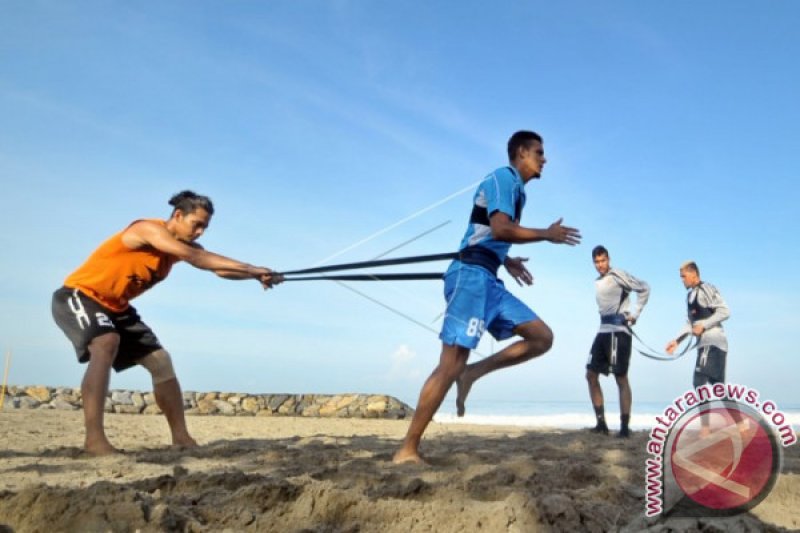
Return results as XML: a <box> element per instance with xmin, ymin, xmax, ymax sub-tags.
<box><xmin>52</xmin><ymin>191</ymin><xmax>281</xmax><ymax>456</ymax></box>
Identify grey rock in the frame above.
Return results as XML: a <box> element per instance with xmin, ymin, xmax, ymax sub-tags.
<box><xmin>51</xmin><ymin>398</ymin><xmax>79</xmax><ymax>410</ymax></box>
<box><xmin>111</xmin><ymin>390</ymin><xmax>134</xmax><ymax>405</ymax></box>
<box><xmin>268</xmin><ymin>394</ymin><xmax>290</xmax><ymax>411</ymax></box>
<box><xmin>19</xmin><ymin>396</ymin><xmax>41</xmax><ymax>409</ymax></box>
<box><xmin>213</xmin><ymin>399</ymin><xmax>236</xmax><ymax>415</ymax></box>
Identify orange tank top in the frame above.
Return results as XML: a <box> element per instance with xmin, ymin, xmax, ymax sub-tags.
<box><xmin>64</xmin><ymin>219</ymin><xmax>180</xmax><ymax>312</ymax></box>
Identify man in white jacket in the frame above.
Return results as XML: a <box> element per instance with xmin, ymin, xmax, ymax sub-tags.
<box><xmin>586</xmin><ymin>245</ymin><xmax>650</xmax><ymax>438</ymax></box>
<box><xmin>666</xmin><ymin>261</ymin><xmax>731</xmax><ymax>388</ymax></box>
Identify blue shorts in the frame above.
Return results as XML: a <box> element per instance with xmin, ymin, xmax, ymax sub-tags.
<box><xmin>439</xmin><ymin>263</ymin><xmax>538</xmax><ymax>349</ymax></box>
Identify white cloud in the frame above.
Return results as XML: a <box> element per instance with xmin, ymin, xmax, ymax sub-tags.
<box><xmin>389</xmin><ymin>344</ymin><xmax>423</xmax><ymax>381</ymax></box>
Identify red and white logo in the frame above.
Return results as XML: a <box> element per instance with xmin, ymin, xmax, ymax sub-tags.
<box><xmin>669</xmin><ymin>403</ymin><xmax>780</xmax><ymax>514</ymax></box>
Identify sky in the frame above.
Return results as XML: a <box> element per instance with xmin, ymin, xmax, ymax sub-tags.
<box><xmin>1</xmin><ymin>1</ymin><xmax>798</xmax><ymax>411</ymax></box>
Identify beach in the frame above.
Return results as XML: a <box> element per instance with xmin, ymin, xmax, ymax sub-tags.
<box><xmin>1</xmin><ymin>410</ymin><xmax>798</xmax><ymax>532</ymax></box>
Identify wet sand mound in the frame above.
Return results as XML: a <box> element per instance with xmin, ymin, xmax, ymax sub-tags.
<box><xmin>1</xmin><ymin>411</ymin><xmax>797</xmax><ymax>532</ymax></box>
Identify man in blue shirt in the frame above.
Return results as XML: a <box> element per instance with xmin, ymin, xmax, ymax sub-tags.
<box><xmin>394</xmin><ymin>130</ymin><xmax>581</xmax><ymax>464</ymax></box>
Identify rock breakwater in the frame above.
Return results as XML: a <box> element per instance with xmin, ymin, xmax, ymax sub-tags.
<box><xmin>1</xmin><ymin>385</ymin><xmax>413</xmax><ymax>419</ymax></box>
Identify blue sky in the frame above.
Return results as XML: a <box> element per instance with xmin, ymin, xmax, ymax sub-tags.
<box><xmin>1</xmin><ymin>1</ymin><xmax>798</xmax><ymax>410</ymax></box>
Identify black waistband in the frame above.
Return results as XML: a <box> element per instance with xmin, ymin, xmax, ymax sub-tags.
<box><xmin>600</xmin><ymin>314</ymin><xmax>628</xmax><ymax>326</ymax></box>
<box><xmin>458</xmin><ymin>246</ymin><xmax>501</xmax><ymax>276</ymax></box>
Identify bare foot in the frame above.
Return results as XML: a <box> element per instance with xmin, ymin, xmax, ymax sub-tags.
<box><xmin>172</xmin><ymin>435</ymin><xmax>198</xmax><ymax>449</ymax></box>
<box><xmin>455</xmin><ymin>373</ymin><xmax>473</xmax><ymax>417</ymax></box>
<box><xmin>84</xmin><ymin>437</ymin><xmax>120</xmax><ymax>456</ymax></box>
<box><xmin>393</xmin><ymin>448</ymin><xmax>426</xmax><ymax>465</ymax></box>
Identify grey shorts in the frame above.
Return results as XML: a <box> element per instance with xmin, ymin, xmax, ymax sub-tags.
<box><xmin>51</xmin><ymin>286</ymin><xmax>163</xmax><ymax>372</ymax></box>
<box><xmin>693</xmin><ymin>345</ymin><xmax>727</xmax><ymax>387</ymax></box>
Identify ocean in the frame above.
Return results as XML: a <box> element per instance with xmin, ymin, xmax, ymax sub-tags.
<box><xmin>433</xmin><ymin>399</ymin><xmax>800</xmax><ymax>432</ymax></box>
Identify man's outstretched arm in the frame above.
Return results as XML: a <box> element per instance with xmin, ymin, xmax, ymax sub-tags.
<box><xmin>489</xmin><ymin>212</ymin><xmax>581</xmax><ymax>245</ymax></box>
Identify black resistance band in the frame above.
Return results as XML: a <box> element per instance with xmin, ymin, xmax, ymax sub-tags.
<box><xmin>277</xmin><ymin>252</ymin><xmax>458</xmax><ymax>281</ymax></box>
<box><xmin>282</xmin><ymin>272</ymin><xmax>445</xmax><ymax>282</ymax></box>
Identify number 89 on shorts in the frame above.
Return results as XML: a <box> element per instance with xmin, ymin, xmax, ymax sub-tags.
<box><xmin>466</xmin><ymin>318</ymin><xmax>486</xmax><ymax>338</ymax></box>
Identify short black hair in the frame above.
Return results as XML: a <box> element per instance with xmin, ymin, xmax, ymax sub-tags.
<box><xmin>168</xmin><ymin>190</ymin><xmax>214</xmax><ymax>216</ymax></box>
<box><xmin>507</xmin><ymin>130</ymin><xmax>543</xmax><ymax>162</ymax></box>
<box><xmin>592</xmin><ymin>245</ymin><xmax>609</xmax><ymax>259</ymax></box>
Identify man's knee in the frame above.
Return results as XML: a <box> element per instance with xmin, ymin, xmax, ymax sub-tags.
<box><xmin>139</xmin><ymin>349</ymin><xmax>177</xmax><ymax>385</ymax></box>
<box><xmin>436</xmin><ymin>344</ymin><xmax>469</xmax><ymax>380</ymax></box>
<box><xmin>530</xmin><ymin>327</ymin><xmax>553</xmax><ymax>356</ymax></box>
<box><xmin>538</xmin><ymin>327</ymin><xmax>554</xmax><ymax>352</ymax></box>
<box><xmin>86</xmin><ymin>333</ymin><xmax>120</xmax><ymax>367</ymax></box>
<box><xmin>518</xmin><ymin>320</ymin><xmax>553</xmax><ymax>354</ymax></box>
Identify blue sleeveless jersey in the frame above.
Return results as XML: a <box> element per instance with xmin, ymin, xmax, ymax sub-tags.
<box><xmin>453</xmin><ymin>165</ymin><xmax>526</xmax><ymax>265</ymax></box>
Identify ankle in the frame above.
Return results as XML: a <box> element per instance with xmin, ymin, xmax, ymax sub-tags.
<box><xmin>593</xmin><ymin>405</ymin><xmax>607</xmax><ymax>428</ymax></box>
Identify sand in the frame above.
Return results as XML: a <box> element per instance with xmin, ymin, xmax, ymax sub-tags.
<box><xmin>0</xmin><ymin>410</ymin><xmax>797</xmax><ymax>532</ymax></box>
